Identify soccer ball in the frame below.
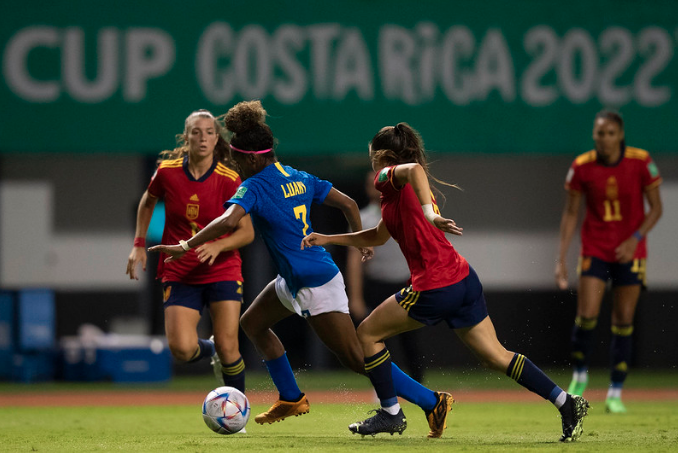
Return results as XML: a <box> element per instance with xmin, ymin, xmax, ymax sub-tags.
<box><xmin>202</xmin><ymin>386</ymin><xmax>250</xmax><ymax>434</ymax></box>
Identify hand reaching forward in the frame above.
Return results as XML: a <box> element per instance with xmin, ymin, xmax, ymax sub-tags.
<box><xmin>147</xmin><ymin>243</ymin><xmax>187</xmax><ymax>263</ymax></box>
<box><xmin>434</xmin><ymin>216</ymin><xmax>463</xmax><ymax>235</ymax></box>
<box><xmin>300</xmin><ymin>232</ymin><xmax>328</xmax><ymax>250</ymax></box>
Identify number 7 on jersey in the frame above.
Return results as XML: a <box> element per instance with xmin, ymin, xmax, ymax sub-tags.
<box><xmin>294</xmin><ymin>205</ymin><xmax>309</xmax><ymax>236</ymax></box>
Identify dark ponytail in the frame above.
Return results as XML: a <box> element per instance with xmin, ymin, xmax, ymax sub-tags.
<box><xmin>369</xmin><ymin>123</ymin><xmax>460</xmax><ymax>202</ymax></box>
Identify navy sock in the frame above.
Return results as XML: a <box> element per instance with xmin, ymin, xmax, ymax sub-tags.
<box><xmin>507</xmin><ymin>353</ymin><xmax>563</xmax><ymax>403</ymax></box>
<box><xmin>571</xmin><ymin>316</ymin><xmax>597</xmax><ymax>371</ymax></box>
<box><xmin>221</xmin><ymin>356</ymin><xmax>246</xmax><ymax>393</ymax></box>
<box><xmin>391</xmin><ymin>362</ymin><xmax>437</xmax><ymax>411</ymax></box>
<box><xmin>187</xmin><ymin>338</ymin><xmax>215</xmax><ymax>363</ymax></box>
<box><xmin>610</xmin><ymin>325</ymin><xmax>633</xmax><ymax>386</ymax></box>
<box><xmin>365</xmin><ymin>348</ymin><xmax>398</xmax><ymax>407</ymax></box>
<box><xmin>264</xmin><ymin>352</ymin><xmax>302</xmax><ymax>402</ymax></box>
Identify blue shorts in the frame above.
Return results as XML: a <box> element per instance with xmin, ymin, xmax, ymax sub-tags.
<box><xmin>162</xmin><ymin>281</ymin><xmax>243</xmax><ymax>314</ymax></box>
<box><xmin>578</xmin><ymin>256</ymin><xmax>646</xmax><ymax>287</ymax></box>
<box><xmin>394</xmin><ymin>266</ymin><xmax>488</xmax><ymax>329</ymax></box>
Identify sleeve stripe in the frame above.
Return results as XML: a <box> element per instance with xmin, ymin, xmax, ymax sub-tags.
<box><xmin>644</xmin><ymin>178</ymin><xmax>663</xmax><ymax>191</ymax></box>
<box><xmin>158</xmin><ymin>158</ymin><xmax>183</xmax><ymax>169</ymax></box>
<box><xmin>215</xmin><ymin>163</ymin><xmax>239</xmax><ymax>179</ymax></box>
<box><xmin>574</xmin><ymin>150</ymin><xmax>596</xmax><ymax>166</ymax></box>
<box><xmin>215</xmin><ymin>168</ymin><xmax>238</xmax><ymax>181</ymax></box>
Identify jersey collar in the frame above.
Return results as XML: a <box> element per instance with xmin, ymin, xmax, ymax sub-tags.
<box><xmin>596</xmin><ymin>144</ymin><xmax>625</xmax><ymax>168</ymax></box>
<box><xmin>182</xmin><ymin>155</ymin><xmax>217</xmax><ymax>182</ymax></box>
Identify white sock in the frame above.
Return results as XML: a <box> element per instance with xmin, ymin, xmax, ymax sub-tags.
<box><xmin>607</xmin><ymin>386</ymin><xmax>622</xmax><ymax>399</ymax></box>
<box><xmin>572</xmin><ymin>369</ymin><xmax>588</xmax><ymax>383</ymax></box>
<box><xmin>553</xmin><ymin>391</ymin><xmax>568</xmax><ymax>409</ymax></box>
<box><xmin>382</xmin><ymin>403</ymin><xmax>401</xmax><ymax>415</ymax></box>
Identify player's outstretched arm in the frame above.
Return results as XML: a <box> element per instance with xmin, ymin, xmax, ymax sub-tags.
<box><xmin>195</xmin><ymin>215</ymin><xmax>254</xmax><ymax>265</ymax></box>
<box><xmin>149</xmin><ymin>204</ymin><xmax>247</xmax><ymax>263</ymax></box>
<box><xmin>301</xmin><ymin>219</ymin><xmax>391</xmax><ymax>251</ymax></box>
<box><xmin>392</xmin><ymin>163</ymin><xmax>463</xmax><ymax>235</ymax></box>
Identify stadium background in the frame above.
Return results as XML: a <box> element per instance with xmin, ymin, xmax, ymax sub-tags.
<box><xmin>1</xmin><ymin>0</ymin><xmax>676</xmax><ymax>381</ymax></box>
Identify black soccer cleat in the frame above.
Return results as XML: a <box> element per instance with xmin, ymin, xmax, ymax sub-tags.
<box><xmin>349</xmin><ymin>408</ymin><xmax>407</xmax><ymax>437</ymax></box>
<box><xmin>559</xmin><ymin>394</ymin><xmax>590</xmax><ymax>442</ymax></box>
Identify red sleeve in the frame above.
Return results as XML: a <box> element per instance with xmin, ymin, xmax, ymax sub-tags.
<box><xmin>641</xmin><ymin>155</ymin><xmax>662</xmax><ymax>190</ymax></box>
<box><xmin>374</xmin><ymin>165</ymin><xmax>398</xmax><ymax>194</ymax></box>
<box><xmin>147</xmin><ymin>168</ymin><xmax>165</xmax><ymax>199</ymax></box>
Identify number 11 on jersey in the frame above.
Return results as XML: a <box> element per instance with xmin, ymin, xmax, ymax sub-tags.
<box><xmin>603</xmin><ymin>199</ymin><xmax>622</xmax><ymax>222</ymax></box>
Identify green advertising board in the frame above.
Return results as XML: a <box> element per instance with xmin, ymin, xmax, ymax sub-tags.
<box><xmin>1</xmin><ymin>1</ymin><xmax>677</xmax><ymax>155</ymax></box>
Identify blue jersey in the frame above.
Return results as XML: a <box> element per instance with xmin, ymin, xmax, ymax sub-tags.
<box><xmin>227</xmin><ymin>162</ymin><xmax>339</xmax><ymax>297</ymax></box>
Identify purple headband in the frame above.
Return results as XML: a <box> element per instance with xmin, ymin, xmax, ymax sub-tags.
<box><xmin>229</xmin><ymin>144</ymin><xmax>272</xmax><ymax>154</ymax></box>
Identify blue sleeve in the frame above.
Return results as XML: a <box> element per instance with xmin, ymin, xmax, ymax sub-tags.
<box><xmin>312</xmin><ymin>176</ymin><xmax>333</xmax><ymax>204</ymax></box>
<box><xmin>224</xmin><ymin>181</ymin><xmax>257</xmax><ymax>214</ymax></box>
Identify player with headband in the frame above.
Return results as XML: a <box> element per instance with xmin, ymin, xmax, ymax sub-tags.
<box><xmin>150</xmin><ymin>101</ymin><xmax>455</xmax><ymax>437</ymax></box>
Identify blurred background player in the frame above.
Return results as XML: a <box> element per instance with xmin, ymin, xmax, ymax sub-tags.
<box><xmin>555</xmin><ymin>110</ymin><xmax>663</xmax><ymax>413</ymax></box>
<box><xmin>126</xmin><ymin>110</ymin><xmax>254</xmax><ymax>393</ymax></box>
<box><xmin>346</xmin><ymin>170</ymin><xmax>425</xmax><ymax>383</ymax></box>
<box><xmin>150</xmin><ymin>101</ymin><xmax>453</xmax><ymax>438</ymax></box>
<box><xmin>302</xmin><ymin>122</ymin><xmax>589</xmax><ymax>441</ymax></box>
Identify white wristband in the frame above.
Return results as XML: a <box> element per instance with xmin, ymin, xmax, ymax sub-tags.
<box><xmin>179</xmin><ymin>239</ymin><xmax>191</xmax><ymax>251</ymax></box>
<box><xmin>422</xmin><ymin>204</ymin><xmax>440</xmax><ymax>225</ymax></box>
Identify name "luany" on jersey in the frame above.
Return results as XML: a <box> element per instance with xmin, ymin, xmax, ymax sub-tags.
<box><xmin>281</xmin><ymin>181</ymin><xmax>307</xmax><ymax>198</ymax></box>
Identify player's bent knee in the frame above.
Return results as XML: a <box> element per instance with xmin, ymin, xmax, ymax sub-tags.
<box><xmin>355</xmin><ymin>323</ymin><xmax>378</xmax><ymax>344</ymax></box>
<box><xmin>168</xmin><ymin>344</ymin><xmax>195</xmax><ymax>362</ymax></box>
<box><xmin>166</xmin><ymin>336</ymin><xmax>202</xmax><ymax>362</ymax></box>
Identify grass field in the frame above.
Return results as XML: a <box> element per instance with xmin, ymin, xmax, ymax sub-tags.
<box><xmin>1</xmin><ymin>369</ymin><xmax>677</xmax><ymax>452</ymax></box>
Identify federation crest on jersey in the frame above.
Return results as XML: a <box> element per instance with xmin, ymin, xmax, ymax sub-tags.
<box><xmin>186</xmin><ymin>204</ymin><xmax>199</xmax><ymax>220</ymax></box>
<box><xmin>605</xmin><ymin>176</ymin><xmax>618</xmax><ymax>199</ymax></box>
<box><xmin>378</xmin><ymin>168</ymin><xmax>389</xmax><ymax>182</ymax></box>
<box><xmin>232</xmin><ymin>186</ymin><xmax>247</xmax><ymax>199</ymax></box>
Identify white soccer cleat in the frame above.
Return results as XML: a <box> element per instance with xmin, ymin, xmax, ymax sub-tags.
<box><xmin>209</xmin><ymin>335</ymin><xmax>224</xmax><ymax>386</ymax></box>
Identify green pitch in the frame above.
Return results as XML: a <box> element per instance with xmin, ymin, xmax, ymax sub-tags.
<box><xmin>1</xmin><ymin>401</ymin><xmax>677</xmax><ymax>452</ymax></box>
<box><xmin>1</xmin><ymin>369</ymin><xmax>677</xmax><ymax>452</ymax></box>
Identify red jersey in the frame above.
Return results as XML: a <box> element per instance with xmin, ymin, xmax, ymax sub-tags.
<box><xmin>565</xmin><ymin>146</ymin><xmax>662</xmax><ymax>262</ymax></box>
<box><xmin>374</xmin><ymin>166</ymin><xmax>469</xmax><ymax>291</ymax></box>
<box><xmin>147</xmin><ymin>156</ymin><xmax>243</xmax><ymax>284</ymax></box>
